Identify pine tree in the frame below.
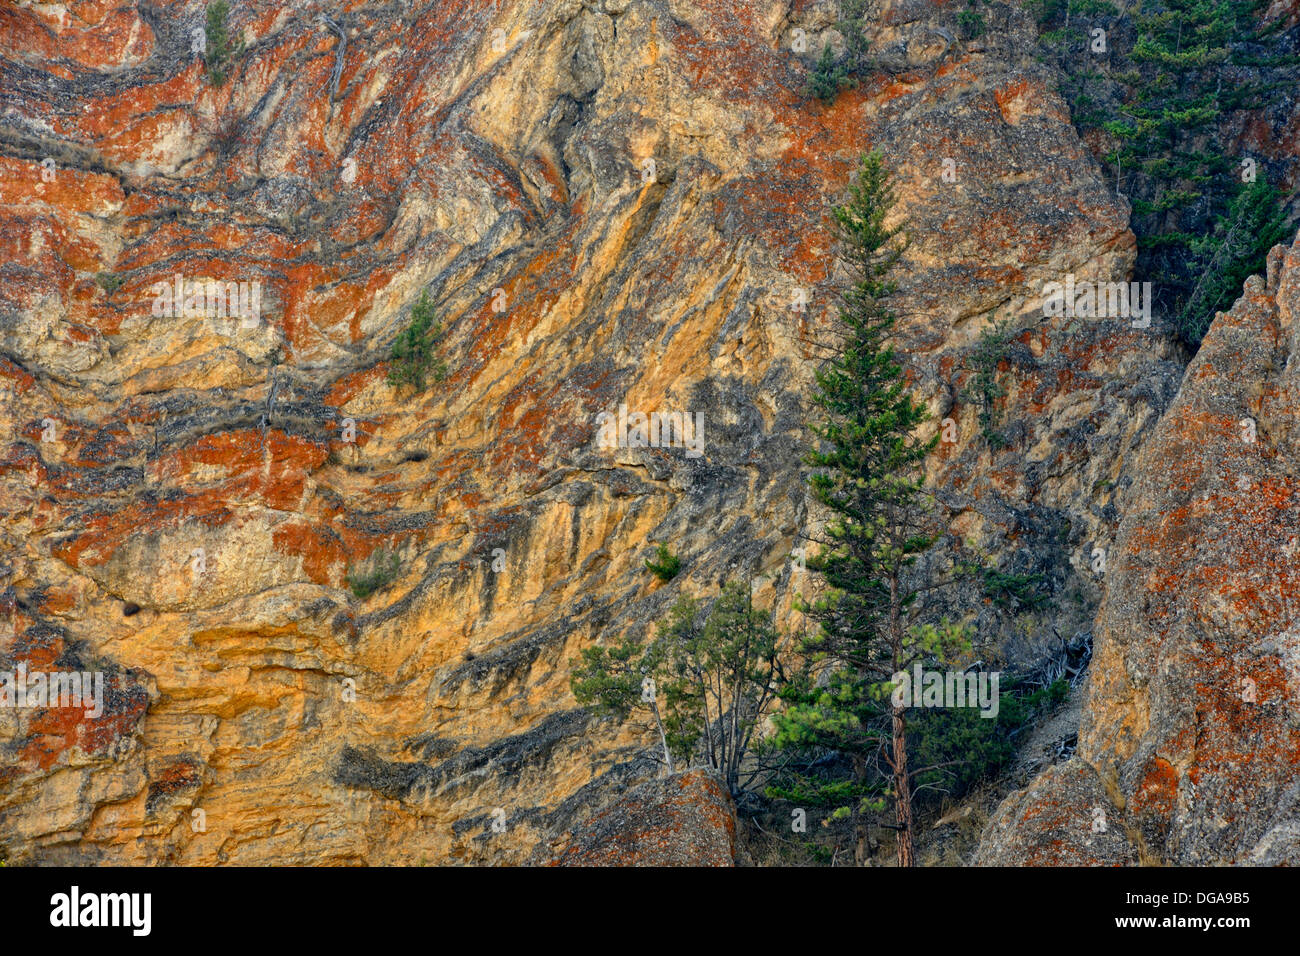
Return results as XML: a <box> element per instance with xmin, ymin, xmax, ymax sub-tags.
<box><xmin>807</xmin><ymin>44</ymin><xmax>849</xmax><ymax>104</ymax></box>
<box><xmin>1039</xmin><ymin>0</ymin><xmax>1293</xmax><ymax>347</ymax></box>
<box><xmin>388</xmin><ymin>290</ymin><xmax>447</xmax><ymax>392</ymax></box>
<box><xmin>804</xmin><ymin>2</ymin><xmax>870</xmax><ymax>104</ymax></box>
<box><xmin>1179</xmin><ymin>177</ymin><xmax>1289</xmax><ymax>342</ymax></box>
<box><xmin>203</xmin><ymin>1</ymin><xmax>245</xmax><ymax>88</ymax></box>
<box><xmin>571</xmin><ymin>626</ymin><xmax>675</xmax><ymax>772</ymax></box>
<box><xmin>1108</xmin><ymin>0</ymin><xmax>1290</xmax><ymax>346</ymax></box>
<box><xmin>662</xmin><ymin>582</ymin><xmax>784</xmax><ymax>795</ymax></box>
<box><xmin>770</xmin><ymin>151</ymin><xmax>967</xmax><ymax>866</ymax></box>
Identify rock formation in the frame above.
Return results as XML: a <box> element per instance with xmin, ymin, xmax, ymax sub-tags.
<box><xmin>977</xmin><ymin>235</ymin><xmax>1300</xmax><ymax>866</ymax></box>
<box><xmin>549</xmin><ymin>769</ymin><xmax>738</xmax><ymax>865</ymax></box>
<box><xmin>0</xmin><ymin>0</ymin><xmax>1292</xmax><ymax>865</ymax></box>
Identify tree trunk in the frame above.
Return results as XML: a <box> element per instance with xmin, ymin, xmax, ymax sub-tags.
<box><xmin>889</xmin><ymin>570</ymin><xmax>915</xmax><ymax>867</ymax></box>
<box><xmin>651</xmin><ymin>701</ymin><xmax>674</xmax><ymax>774</ymax></box>
<box><xmin>852</xmin><ymin>753</ymin><xmax>870</xmax><ymax>866</ymax></box>
<box><xmin>892</xmin><ymin>704</ymin><xmax>915</xmax><ymax>867</ymax></box>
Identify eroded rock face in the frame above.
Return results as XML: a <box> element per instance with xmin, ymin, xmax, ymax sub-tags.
<box><xmin>549</xmin><ymin>769</ymin><xmax>737</xmax><ymax>865</ymax></box>
<box><xmin>0</xmin><ymin>0</ymin><xmax>1188</xmax><ymax>864</ymax></box>
<box><xmin>978</xmin><ymin>235</ymin><xmax>1300</xmax><ymax>867</ymax></box>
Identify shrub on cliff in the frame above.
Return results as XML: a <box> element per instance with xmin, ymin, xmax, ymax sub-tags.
<box><xmin>963</xmin><ymin>320</ymin><xmax>1012</xmax><ymax>449</ymax></box>
<box><xmin>388</xmin><ymin>290</ymin><xmax>447</xmax><ymax>392</ymax></box>
<box><xmin>957</xmin><ymin>9</ymin><xmax>987</xmax><ymax>40</ymax></box>
<box><xmin>805</xmin><ymin>0</ymin><xmax>870</xmax><ymax>103</ymax></box>
<box><xmin>345</xmin><ymin>550</ymin><xmax>401</xmax><ymax>599</ymax></box>
<box><xmin>203</xmin><ymin>1</ymin><xmax>245</xmax><ymax>88</ymax></box>
<box><xmin>807</xmin><ymin>44</ymin><xmax>850</xmax><ymax>104</ymax></box>
<box><xmin>644</xmin><ymin>543</ymin><xmax>681</xmax><ymax>581</ymax></box>
<box><xmin>571</xmin><ymin>582</ymin><xmax>787</xmax><ymax>796</ymax></box>
<box><xmin>981</xmin><ymin>568</ymin><xmax>1050</xmax><ymax>612</ymax></box>
<box><xmin>95</xmin><ymin>272</ymin><xmax>124</xmax><ymax>296</ymax></box>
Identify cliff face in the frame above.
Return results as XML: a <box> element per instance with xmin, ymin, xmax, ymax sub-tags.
<box><xmin>977</xmin><ymin>236</ymin><xmax>1300</xmax><ymax>867</ymax></box>
<box><xmin>0</xmin><ymin>0</ymin><xmax>1283</xmax><ymax>865</ymax></box>
<box><xmin>551</xmin><ymin>768</ymin><xmax>738</xmax><ymax>865</ymax></box>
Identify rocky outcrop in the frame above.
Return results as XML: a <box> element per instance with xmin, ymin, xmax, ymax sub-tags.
<box><xmin>978</xmin><ymin>234</ymin><xmax>1300</xmax><ymax>866</ymax></box>
<box><xmin>0</xmin><ymin>0</ymin><xmax>1217</xmax><ymax>865</ymax></box>
<box><xmin>549</xmin><ymin>769</ymin><xmax>737</xmax><ymax>865</ymax></box>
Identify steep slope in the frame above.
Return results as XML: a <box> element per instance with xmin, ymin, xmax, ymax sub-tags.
<box><xmin>2</xmin><ymin>0</ymin><xmax>1179</xmax><ymax>864</ymax></box>
<box><xmin>978</xmin><ymin>233</ymin><xmax>1300</xmax><ymax>866</ymax></box>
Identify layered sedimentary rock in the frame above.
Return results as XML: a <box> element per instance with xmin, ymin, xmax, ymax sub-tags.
<box><xmin>0</xmin><ymin>0</ymin><xmax>1202</xmax><ymax>865</ymax></box>
<box><xmin>978</xmin><ymin>235</ymin><xmax>1300</xmax><ymax>866</ymax></box>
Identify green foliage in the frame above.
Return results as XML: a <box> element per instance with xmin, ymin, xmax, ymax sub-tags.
<box><xmin>203</xmin><ymin>1</ymin><xmax>245</xmax><ymax>88</ymax></box>
<box><xmin>909</xmin><ymin>676</ymin><xmax>1068</xmax><ymax>806</ymax></box>
<box><xmin>769</xmin><ymin>151</ymin><xmax>964</xmax><ymax>865</ymax></box>
<box><xmin>644</xmin><ymin>543</ymin><xmax>681</xmax><ymax>582</ymax></box>
<box><xmin>658</xmin><ymin>583</ymin><xmax>784</xmax><ymax>791</ymax></box>
<box><xmin>766</xmin><ymin>621</ymin><xmax>974</xmax><ymax>860</ymax></box>
<box><xmin>345</xmin><ymin>549</ymin><xmax>401</xmax><ymax>599</ymax></box>
<box><xmin>1036</xmin><ymin>0</ymin><xmax>1293</xmax><ymax>348</ymax></box>
<box><xmin>571</xmin><ymin>584</ymin><xmax>786</xmax><ymax>794</ymax></box>
<box><xmin>807</xmin><ymin>43</ymin><xmax>850</xmax><ymax>104</ymax></box>
<box><xmin>95</xmin><ymin>272</ymin><xmax>123</xmax><ymax>295</ymax></box>
<box><xmin>388</xmin><ymin>290</ymin><xmax>447</xmax><ymax>392</ymax></box>
<box><xmin>1028</xmin><ymin>0</ymin><xmax>1118</xmax><ymax>24</ymax></box>
<box><xmin>838</xmin><ymin>0</ymin><xmax>872</xmax><ymax>71</ymax></box>
<box><xmin>963</xmin><ymin>320</ymin><xmax>1011</xmax><ymax>449</ymax></box>
<box><xmin>958</xmin><ymin>10</ymin><xmax>987</xmax><ymax>39</ymax></box>
<box><xmin>805</xmin><ymin>0</ymin><xmax>871</xmax><ymax>105</ymax></box>
<box><xmin>770</xmin><ymin>656</ymin><xmax>1072</xmax><ymax>835</ymax></box>
<box><xmin>981</xmin><ymin>568</ymin><xmax>1051</xmax><ymax>612</ymax></box>
<box><xmin>1178</xmin><ymin>178</ymin><xmax>1290</xmax><ymax>343</ymax></box>
<box><xmin>571</xmin><ymin>633</ymin><xmax>656</xmax><ymax>724</ymax></box>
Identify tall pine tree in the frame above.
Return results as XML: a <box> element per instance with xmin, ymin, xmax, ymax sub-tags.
<box><xmin>770</xmin><ymin>151</ymin><xmax>966</xmax><ymax>866</ymax></box>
